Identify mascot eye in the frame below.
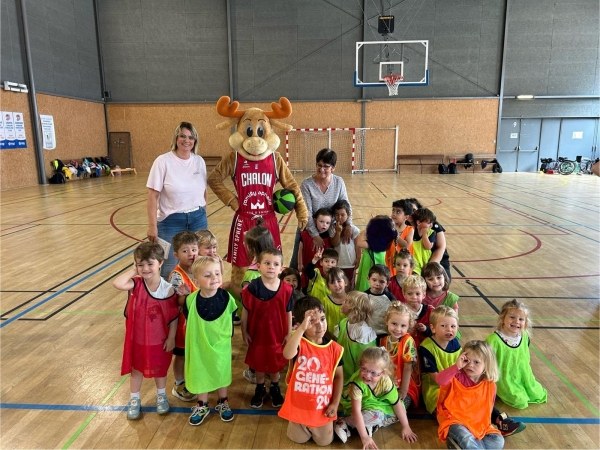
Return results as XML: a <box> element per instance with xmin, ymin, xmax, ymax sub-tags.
<box><xmin>257</xmin><ymin>125</ymin><xmax>264</xmax><ymax>138</ymax></box>
<box><xmin>246</xmin><ymin>125</ymin><xmax>253</xmax><ymax>137</ymax></box>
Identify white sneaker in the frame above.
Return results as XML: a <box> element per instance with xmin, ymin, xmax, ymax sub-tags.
<box><xmin>243</xmin><ymin>367</ymin><xmax>256</xmax><ymax>384</ymax></box>
<box><xmin>334</xmin><ymin>419</ymin><xmax>350</xmax><ymax>443</ymax></box>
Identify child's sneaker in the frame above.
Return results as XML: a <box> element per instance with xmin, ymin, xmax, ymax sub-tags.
<box><xmin>232</xmin><ymin>315</ymin><xmax>242</xmax><ymax>325</ymax></box>
<box><xmin>250</xmin><ymin>384</ymin><xmax>267</xmax><ymax>408</ymax></box>
<box><xmin>269</xmin><ymin>384</ymin><xmax>284</xmax><ymax>408</ymax></box>
<box><xmin>126</xmin><ymin>398</ymin><xmax>141</xmax><ymax>420</ymax></box>
<box><xmin>334</xmin><ymin>419</ymin><xmax>350</xmax><ymax>443</ymax></box>
<box><xmin>172</xmin><ymin>381</ymin><xmax>195</xmax><ymax>402</ymax></box>
<box><xmin>189</xmin><ymin>402</ymin><xmax>210</xmax><ymax>426</ymax></box>
<box><xmin>365</xmin><ymin>425</ymin><xmax>379</xmax><ymax>437</ymax></box>
<box><xmin>155</xmin><ymin>393</ymin><xmax>170</xmax><ymax>414</ymax></box>
<box><xmin>496</xmin><ymin>412</ymin><xmax>526</xmax><ymax>436</ymax></box>
<box><xmin>243</xmin><ymin>367</ymin><xmax>256</xmax><ymax>384</ymax></box>
<box><xmin>215</xmin><ymin>399</ymin><xmax>234</xmax><ymax>422</ymax></box>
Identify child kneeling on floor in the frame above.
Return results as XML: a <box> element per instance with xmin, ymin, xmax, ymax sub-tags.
<box><xmin>278</xmin><ymin>297</ymin><xmax>344</xmax><ymax>446</ymax></box>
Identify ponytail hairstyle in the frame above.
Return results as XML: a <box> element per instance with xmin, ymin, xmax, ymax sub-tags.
<box><xmin>497</xmin><ymin>299</ymin><xmax>533</xmax><ymax>336</ymax></box>
<box><xmin>394</xmin><ymin>248</ymin><xmax>415</xmax><ymax>269</ymax></box>
<box><xmin>243</xmin><ymin>217</ymin><xmax>275</xmax><ymax>263</ymax></box>
<box><xmin>384</xmin><ymin>301</ymin><xmax>416</xmax><ymax>332</ymax></box>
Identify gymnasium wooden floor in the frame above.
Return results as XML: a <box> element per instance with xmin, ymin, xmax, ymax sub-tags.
<box><xmin>1</xmin><ymin>171</ymin><xmax>598</xmax><ymax>449</ymax></box>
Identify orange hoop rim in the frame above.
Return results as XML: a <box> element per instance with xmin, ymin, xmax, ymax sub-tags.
<box><xmin>383</xmin><ymin>74</ymin><xmax>404</xmax><ymax>84</ymax></box>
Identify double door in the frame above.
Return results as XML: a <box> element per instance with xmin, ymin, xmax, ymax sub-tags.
<box><xmin>498</xmin><ymin>118</ymin><xmax>599</xmax><ymax>172</ymax></box>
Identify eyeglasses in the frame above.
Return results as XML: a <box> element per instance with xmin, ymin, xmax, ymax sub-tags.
<box><xmin>360</xmin><ymin>367</ymin><xmax>384</xmax><ymax>377</ymax></box>
<box><xmin>316</xmin><ymin>164</ymin><xmax>332</xmax><ymax>170</ymax></box>
<box><xmin>178</xmin><ymin>134</ymin><xmax>196</xmax><ymax>141</ymax></box>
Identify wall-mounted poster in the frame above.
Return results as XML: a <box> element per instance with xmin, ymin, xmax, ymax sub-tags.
<box><xmin>0</xmin><ymin>113</ymin><xmax>5</xmax><ymax>149</ymax></box>
<box><xmin>2</xmin><ymin>111</ymin><xmax>16</xmax><ymax>149</ymax></box>
<box><xmin>13</xmin><ymin>112</ymin><xmax>27</xmax><ymax>148</ymax></box>
<box><xmin>40</xmin><ymin>114</ymin><xmax>56</xmax><ymax>150</ymax></box>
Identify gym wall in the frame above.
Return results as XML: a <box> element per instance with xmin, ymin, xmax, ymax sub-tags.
<box><xmin>0</xmin><ymin>91</ymin><xmax>107</xmax><ymax>189</ymax></box>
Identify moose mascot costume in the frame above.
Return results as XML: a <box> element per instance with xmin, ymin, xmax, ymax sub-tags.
<box><xmin>208</xmin><ymin>96</ymin><xmax>308</xmax><ymax>288</ymax></box>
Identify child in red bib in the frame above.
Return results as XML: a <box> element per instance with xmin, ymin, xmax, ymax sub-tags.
<box><xmin>114</xmin><ymin>242</ymin><xmax>180</xmax><ymax>420</ymax></box>
<box><xmin>242</xmin><ymin>248</ymin><xmax>293</xmax><ymax>409</ymax></box>
<box><xmin>279</xmin><ymin>297</ymin><xmax>344</xmax><ymax>446</ymax></box>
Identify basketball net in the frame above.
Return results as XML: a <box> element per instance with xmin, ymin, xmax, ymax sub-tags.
<box><xmin>383</xmin><ymin>74</ymin><xmax>403</xmax><ymax>96</ymax></box>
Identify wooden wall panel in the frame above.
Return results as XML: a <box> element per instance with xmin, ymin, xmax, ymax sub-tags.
<box><xmin>37</xmin><ymin>94</ymin><xmax>107</xmax><ymax>175</ymax></box>
<box><xmin>107</xmin><ymin>100</ymin><xmax>497</xmax><ymax>174</ymax></box>
<box><xmin>0</xmin><ymin>92</ymin><xmax>108</xmax><ymax>190</ymax></box>
<box><xmin>106</xmin><ymin>101</ymin><xmax>363</xmax><ymax>173</ymax></box>
<box><xmin>366</xmin><ymin>99</ymin><xmax>499</xmax><ymax>172</ymax></box>
<box><xmin>0</xmin><ymin>91</ymin><xmax>38</xmax><ymax>189</ymax></box>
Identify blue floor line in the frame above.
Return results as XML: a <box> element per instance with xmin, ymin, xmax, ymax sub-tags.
<box><xmin>1</xmin><ymin>402</ymin><xmax>598</xmax><ymax>424</ymax></box>
<box><xmin>0</xmin><ymin>250</ymin><xmax>133</xmax><ymax>329</ymax></box>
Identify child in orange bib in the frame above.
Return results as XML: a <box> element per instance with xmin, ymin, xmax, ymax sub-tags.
<box><xmin>436</xmin><ymin>340</ymin><xmax>504</xmax><ymax>449</ymax></box>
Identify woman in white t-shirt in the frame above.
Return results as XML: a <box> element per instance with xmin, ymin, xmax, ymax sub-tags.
<box><xmin>147</xmin><ymin>122</ymin><xmax>208</xmax><ymax>276</ymax></box>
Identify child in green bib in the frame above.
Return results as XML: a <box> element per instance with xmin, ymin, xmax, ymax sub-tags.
<box><xmin>335</xmin><ymin>347</ymin><xmax>418</xmax><ymax>448</ymax></box>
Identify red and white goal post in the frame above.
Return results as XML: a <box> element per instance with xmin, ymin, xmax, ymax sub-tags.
<box><xmin>285</xmin><ymin>127</ymin><xmax>398</xmax><ymax>174</ymax></box>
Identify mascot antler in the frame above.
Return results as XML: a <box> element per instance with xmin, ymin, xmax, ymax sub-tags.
<box><xmin>216</xmin><ymin>96</ymin><xmax>244</xmax><ymax>118</ymax></box>
<box><xmin>265</xmin><ymin>97</ymin><xmax>292</xmax><ymax>119</ymax></box>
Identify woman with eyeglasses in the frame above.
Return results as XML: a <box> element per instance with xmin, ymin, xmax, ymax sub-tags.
<box><xmin>146</xmin><ymin>122</ymin><xmax>208</xmax><ymax>276</ymax></box>
<box><xmin>289</xmin><ymin>149</ymin><xmax>354</xmax><ymax>270</ymax></box>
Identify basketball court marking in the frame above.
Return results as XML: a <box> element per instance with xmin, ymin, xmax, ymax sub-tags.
<box><xmin>462</xmin><ymin>280</ymin><xmax>599</xmax><ymax>417</ymax></box>
<box><xmin>0</xmin><ymin>250</ymin><xmax>133</xmax><ymax>328</ymax></box>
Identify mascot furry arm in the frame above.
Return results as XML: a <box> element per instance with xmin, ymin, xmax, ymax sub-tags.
<box><xmin>207</xmin><ymin>96</ymin><xmax>308</xmax><ymax>231</ymax></box>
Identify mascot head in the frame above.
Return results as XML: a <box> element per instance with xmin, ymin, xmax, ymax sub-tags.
<box><xmin>216</xmin><ymin>96</ymin><xmax>293</xmax><ymax>162</ymax></box>
<box><xmin>366</xmin><ymin>215</ymin><xmax>398</xmax><ymax>253</ymax></box>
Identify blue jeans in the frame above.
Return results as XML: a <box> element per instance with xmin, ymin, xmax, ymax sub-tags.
<box><xmin>447</xmin><ymin>424</ymin><xmax>504</xmax><ymax>449</ymax></box>
<box><xmin>157</xmin><ymin>207</ymin><xmax>207</xmax><ymax>277</ymax></box>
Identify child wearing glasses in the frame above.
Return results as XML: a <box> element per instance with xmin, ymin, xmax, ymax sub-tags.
<box><xmin>335</xmin><ymin>347</ymin><xmax>418</xmax><ymax>448</ymax></box>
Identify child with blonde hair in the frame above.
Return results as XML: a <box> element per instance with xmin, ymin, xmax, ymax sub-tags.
<box><xmin>419</xmin><ymin>306</ymin><xmax>461</xmax><ymax>414</ymax></box>
<box><xmin>336</xmin><ymin>347</ymin><xmax>418</xmax><ymax>447</ymax></box>
<box><xmin>380</xmin><ymin>302</ymin><xmax>420</xmax><ymax>409</ymax></box>
<box><xmin>422</xmin><ymin>262</ymin><xmax>459</xmax><ymax>310</ymax></box>
<box><xmin>184</xmin><ymin>256</ymin><xmax>237</xmax><ymax>426</ymax></box>
<box><xmin>436</xmin><ymin>340</ymin><xmax>503</xmax><ymax>449</ymax></box>
<box><xmin>387</xmin><ymin>249</ymin><xmax>414</xmax><ymax>301</ymax></box>
<box><xmin>334</xmin><ymin>291</ymin><xmax>376</xmax><ymax>382</ymax></box>
<box><xmin>401</xmin><ymin>275</ymin><xmax>434</xmax><ymax>347</ymax></box>
<box><xmin>114</xmin><ymin>242</ymin><xmax>180</xmax><ymax>420</ymax></box>
<box><xmin>486</xmin><ymin>299</ymin><xmax>547</xmax><ymax>409</ymax></box>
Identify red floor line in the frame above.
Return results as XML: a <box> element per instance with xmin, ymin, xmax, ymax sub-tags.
<box><xmin>279</xmin><ymin>209</ymin><xmax>295</xmax><ymax>234</ymax></box>
<box><xmin>109</xmin><ymin>201</ymin><xmax>146</xmax><ymax>242</ymax></box>
<box><xmin>455</xmin><ymin>274</ymin><xmax>599</xmax><ymax>280</ymax></box>
<box><xmin>1</xmin><ymin>194</ymin><xmax>139</xmax><ymax>231</ymax></box>
<box><xmin>453</xmin><ymin>230</ymin><xmax>542</xmax><ymax>263</ymax></box>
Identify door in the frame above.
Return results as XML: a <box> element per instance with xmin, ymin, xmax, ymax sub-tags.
<box><xmin>109</xmin><ymin>132</ymin><xmax>132</xmax><ymax>168</ymax></box>
<box><xmin>497</xmin><ymin>119</ymin><xmax>519</xmax><ymax>172</ymax></box>
<box><xmin>539</xmin><ymin>119</ymin><xmax>560</xmax><ymax>161</ymax></box>
<box><xmin>558</xmin><ymin>119</ymin><xmax>595</xmax><ymax>160</ymax></box>
<box><xmin>516</xmin><ymin>119</ymin><xmax>541</xmax><ymax>172</ymax></box>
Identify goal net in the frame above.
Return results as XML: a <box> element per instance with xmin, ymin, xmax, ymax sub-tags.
<box><xmin>285</xmin><ymin>127</ymin><xmax>397</xmax><ymax>173</ymax></box>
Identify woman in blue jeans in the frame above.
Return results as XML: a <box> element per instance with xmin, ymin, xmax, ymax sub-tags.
<box><xmin>147</xmin><ymin>122</ymin><xmax>208</xmax><ymax>277</ymax></box>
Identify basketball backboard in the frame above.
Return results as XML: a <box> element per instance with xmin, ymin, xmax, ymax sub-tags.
<box><xmin>355</xmin><ymin>40</ymin><xmax>429</xmax><ymax>87</ymax></box>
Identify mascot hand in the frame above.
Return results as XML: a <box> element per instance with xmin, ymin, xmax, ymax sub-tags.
<box><xmin>297</xmin><ymin>218</ymin><xmax>308</xmax><ymax>231</ymax></box>
<box><xmin>229</xmin><ymin>198</ymin><xmax>239</xmax><ymax>212</ymax></box>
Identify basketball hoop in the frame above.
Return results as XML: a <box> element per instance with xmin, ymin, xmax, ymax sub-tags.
<box><xmin>383</xmin><ymin>74</ymin><xmax>403</xmax><ymax>96</ymax></box>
